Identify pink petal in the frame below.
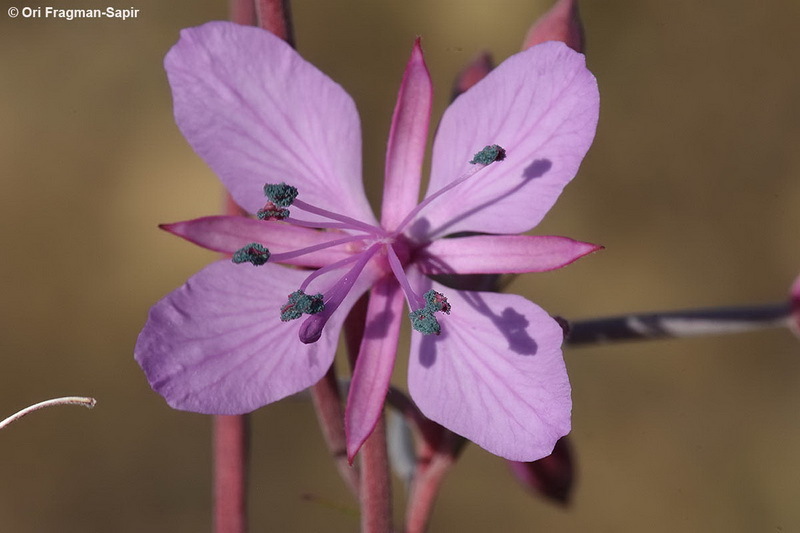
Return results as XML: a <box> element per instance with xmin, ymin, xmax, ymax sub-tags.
<box><xmin>421</xmin><ymin>235</ymin><xmax>601</xmax><ymax>274</ymax></box>
<box><xmin>418</xmin><ymin>42</ymin><xmax>599</xmax><ymax>239</ymax></box>
<box><xmin>345</xmin><ymin>277</ymin><xmax>405</xmax><ymax>461</ymax></box>
<box><xmin>134</xmin><ymin>260</ymin><xmax>364</xmax><ymax>414</ymax></box>
<box><xmin>381</xmin><ymin>39</ymin><xmax>432</xmax><ymax>231</ymax></box>
<box><xmin>521</xmin><ymin>0</ymin><xmax>584</xmax><ymax>53</ymax></box>
<box><xmin>162</xmin><ymin>216</ymin><xmax>356</xmax><ymax>267</ymax></box>
<box><xmin>408</xmin><ymin>279</ymin><xmax>571</xmax><ymax>461</ymax></box>
<box><xmin>165</xmin><ymin>22</ymin><xmax>376</xmax><ymax>225</ymax></box>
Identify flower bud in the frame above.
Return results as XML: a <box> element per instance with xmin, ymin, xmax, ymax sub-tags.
<box><xmin>522</xmin><ymin>0</ymin><xmax>584</xmax><ymax>53</ymax></box>
<box><xmin>508</xmin><ymin>436</ymin><xmax>574</xmax><ymax>505</ymax></box>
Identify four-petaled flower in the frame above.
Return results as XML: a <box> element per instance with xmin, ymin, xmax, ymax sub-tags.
<box><xmin>134</xmin><ymin>21</ymin><xmax>600</xmax><ymax>461</ymax></box>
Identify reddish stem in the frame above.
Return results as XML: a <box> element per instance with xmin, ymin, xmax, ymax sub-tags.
<box><xmin>310</xmin><ymin>365</ymin><xmax>360</xmax><ymax>496</ymax></box>
<box><xmin>361</xmin><ymin>416</ymin><xmax>393</xmax><ymax>533</ymax></box>
<box><xmin>213</xmin><ymin>415</ymin><xmax>250</xmax><ymax>533</ymax></box>
<box><xmin>255</xmin><ymin>0</ymin><xmax>295</xmax><ymax>45</ymax></box>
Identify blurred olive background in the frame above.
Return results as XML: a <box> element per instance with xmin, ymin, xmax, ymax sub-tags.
<box><xmin>1</xmin><ymin>0</ymin><xmax>799</xmax><ymax>531</ymax></box>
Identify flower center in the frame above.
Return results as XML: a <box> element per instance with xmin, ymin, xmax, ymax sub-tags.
<box><xmin>229</xmin><ymin>144</ymin><xmax>505</xmax><ymax>343</ymax></box>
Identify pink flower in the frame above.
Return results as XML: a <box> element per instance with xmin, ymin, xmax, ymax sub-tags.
<box><xmin>135</xmin><ymin>21</ymin><xmax>600</xmax><ymax>461</ymax></box>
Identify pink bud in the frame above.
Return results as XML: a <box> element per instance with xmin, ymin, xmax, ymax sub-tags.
<box><xmin>522</xmin><ymin>0</ymin><xmax>584</xmax><ymax>53</ymax></box>
<box><xmin>450</xmin><ymin>51</ymin><xmax>494</xmax><ymax>101</ymax></box>
<box><xmin>508</xmin><ymin>436</ymin><xmax>574</xmax><ymax>505</ymax></box>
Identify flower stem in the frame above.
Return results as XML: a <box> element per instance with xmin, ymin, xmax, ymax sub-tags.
<box><xmin>213</xmin><ymin>415</ymin><xmax>250</xmax><ymax>533</ymax></box>
<box><xmin>360</xmin><ymin>416</ymin><xmax>393</xmax><ymax>533</ymax></box>
<box><xmin>310</xmin><ymin>365</ymin><xmax>360</xmax><ymax>497</ymax></box>
<box><xmin>0</xmin><ymin>396</ymin><xmax>96</xmax><ymax>430</ymax></box>
<box><xmin>565</xmin><ymin>302</ymin><xmax>792</xmax><ymax>346</ymax></box>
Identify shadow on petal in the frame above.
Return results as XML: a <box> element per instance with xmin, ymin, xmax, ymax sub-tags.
<box><xmin>523</xmin><ymin>158</ymin><xmax>552</xmax><ymax>179</ymax></box>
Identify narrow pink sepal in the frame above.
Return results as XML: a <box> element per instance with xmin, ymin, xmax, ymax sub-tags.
<box><xmin>522</xmin><ymin>0</ymin><xmax>584</xmax><ymax>53</ymax></box>
<box><xmin>161</xmin><ymin>216</ymin><xmax>354</xmax><ymax>267</ymax></box>
<box><xmin>421</xmin><ymin>235</ymin><xmax>602</xmax><ymax>274</ymax></box>
<box><xmin>345</xmin><ymin>278</ymin><xmax>405</xmax><ymax>462</ymax></box>
<box><xmin>380</xmin><ymin>38</ymin><xmax>432</xmax><ymax>231</ymax></box>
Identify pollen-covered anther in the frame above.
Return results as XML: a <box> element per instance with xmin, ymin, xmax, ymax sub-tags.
<box><xmin>280</xmin><ymin>290</ymin><xmax>325</xmax><ymax>322</ymax></box>
<box><xmin>469</xmin><ymin>144</ymin><xmax>506</xmax><ymax>165</ymax></box>
<box><xmin>263</xmin><ymin>182</ymin><xmax>298</xmax><ymax>207</ymax></box>
<box><xmin>409</xmin><ymin>308</ymin><xmax>441</xmax><ymax>335</ymax></box>
<box><xmin>424</xmin><ymin>290</ymin><xmax>451</xmax><ymax>314</ymax></box>
<box><xmin>231</xmin><ymin>243</ymin><xmax>270</xmax><ymax>266</ymax></box>
<box><xmin>257</xmin><ymin>202</ymin><xmax>290</xmax><ymax>220</ymax></box>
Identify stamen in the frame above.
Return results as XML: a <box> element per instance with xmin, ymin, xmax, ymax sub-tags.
<box><xmin>232</xmin><ymin>243</ymin><xmax>270</xmax><ymax>266</ymax></box>
<box><xmin>469</xmin><ymin>144</ymin><xmax>506</xmax><ymax>165</ymax></box>
<box><xmin>408</xmin><ymin>290</ymin><xmax>452</xmax><ymax>336</ymax></box>
<box><xmin>299</xmin><ymin>253</ymin><xmax>364</xmax><ymax>292</ymax></box>
<box><xmin>298</xmin><ymin>244</ymin><xmax>381</xmax><ymax>344</ymax></box>
<box><xmin>284</xmin><ymin>216</ymin><xmax>373</xmax><ymax>232</ymax></box>
<box><xmin>293</xmin><ymin>199</ymin><xmax>387</xmax><ymax>236</ymax></box>
<box><xmin>259</xmin><ymin>182</ymin><xmax>386</xmax><ymax>235</ymax></box>
<box><xmin>280</xmin><ymin>290</ymin><xmax>325</xmax><ymax>321</ymax></box>
<box><xmin>269</xmin><ymin>235</ymin><xmax>368</xmax><ymax>263</ymax></box>
<box><xmin>424</xmin><ymin>290</ymin><xmax>451</xmax><ymax>314</ymax></box>
<box><xmin>386</xmin><ymin>245</ymin><xmax>425</xmax><ymax>310</ymax></box>
<box><xmin>257</xmin><ymin>204</ymin><xmax>290</xmax><ymax>221</ymax></box>
<box><xmin>408</xmin><ymin>308</ymin><xmax>441</xmax><ymax>335</ymax></box>
<box><xmin>263</xmin><ymin>182</ymin><xmax>298</xmax><ymax>207</ymax></box>
<box><xmin>394</xmin><ymin>144</ymin><xmax>506</xmax><ymax>233</ymax></box>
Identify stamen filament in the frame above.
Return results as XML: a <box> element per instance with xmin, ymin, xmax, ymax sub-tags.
<box><xmin>270</xmin><ymin>235</ymin><xmax>369</xmax><ymax>263</ymax></box>
<box><xmin>394</xmin><ymin>162</ymin><xmax>490</xmax><ymax>233</ymax></box>
<box><xmin>299</xmin><ymin>244</ymin><xmax>381</xmax><ymax>344</ymax></box>
<box><xmin>299</xmin><ymin>253</ymin><xmax>366</xmax><ymax>293</ymax></box>
<box><xmin>386</xmin><ymin>245</ymin><xmax>425</xmax><ymax>310</ymax></box>
<box><xmin>293</xmin><ymin>199</ymin><xmax>387</xmax><ymax>235</ymax></box>
<box><xmin>284</xmin><ymin>217</ymin><xmax>372</xmax><ymax>232</ymax></box>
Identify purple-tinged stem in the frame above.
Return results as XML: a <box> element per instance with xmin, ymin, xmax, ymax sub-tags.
<box><xmin>213</xmin><ymin>196</ymin><xmax>251</xmax><ymax>533</ymax></box>
<box><xmin>565</xmin><ymin>302</ymin><xmax>792</xmax><ymax>346</ymax></box>
<box><xmin>310</xmin><ymin>365</ymin><xmax>360</xmax><ymax>496</ymax></box>
<box><xmin>361</xmin><ymin>416</ymin><xmax>393</xmax><ymax>533</ymax></box>
<box><xmin>213</xmin><ymin>415</ymin><xmax>249</xmax><ymax>533</ymax></box>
